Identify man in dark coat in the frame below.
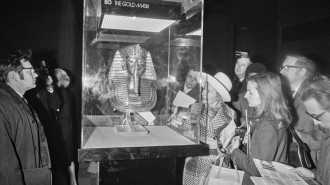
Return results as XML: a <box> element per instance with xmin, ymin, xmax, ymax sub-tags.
<box><xmin>291</xmin><ymin>75</ymin><xmax>330</xmax><ymax>185</ymax></box>
<box><xmin>0</xmin><ymin>50</ymin><xmax>50</xmax><ymax>185</ymax></box>
<box><xmin>280</xmin><ymin>54</ymin><xmax>321</xmax><ymax>166</ymax></box>
<box><xmin>231</xmin><ymin>51</ymin><xmax>252</xmax><ymax>101</ymax></box>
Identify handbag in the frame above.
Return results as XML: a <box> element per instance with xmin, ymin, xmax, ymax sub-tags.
<box><xmin>23</xmin><ymin>167</ymin><xmax>52</xmax><ymax>185</ymax></box>
<box><xmin>203</xmin><ymin>157</ymin><xmax>244</xmax><ymax>185</ymax></box>
<box><xmin>288</xmin><ymin>127</ymin><xmax>315</xmax><ymax>169</ymax></box>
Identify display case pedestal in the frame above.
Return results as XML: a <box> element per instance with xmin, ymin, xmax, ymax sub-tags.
<box><xmin>78</xmin><ymin>126</ymin><xmax>209</xmax><ymax>185</ymax></box>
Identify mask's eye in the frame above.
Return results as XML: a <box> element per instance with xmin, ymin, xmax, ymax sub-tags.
<box><xmin>139</xmin><ymin>59</ymin><xmax>146</xmax><ymax>65</ymax></box>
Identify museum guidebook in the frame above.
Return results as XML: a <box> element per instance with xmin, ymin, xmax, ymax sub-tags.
<box><xmin>251</xmin><ymin>158</ymin><xmax>308</xmax><ymax>185</ymax></box>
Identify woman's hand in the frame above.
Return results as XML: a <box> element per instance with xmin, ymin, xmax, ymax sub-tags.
<box><xmin>242</xmin><ymin>132</ymin><xmax>249</xmax><ymax>145</ymax></box>
<box><xmin>46</xmin><ymin>75</ymin><xmax>53</xmax><ymax>86</ymax></box>
<box><xmin>228</xmin><ymin>136</ymin><xmax>240</xmax><ymax>153</ymax></box>
<box><xmin>46</xmin><ymin>75</ymin><xmax>54</xmax><ymax>93</ymax></box>
<box><xmin>290</xmin><ymin>167</ymin><xmax>315</xmax><ymax>178</ymax></box>
<box><xmin>217</xmin><ymin>148</ymin><xmax>229</xmax><ymax>157</ymax></box>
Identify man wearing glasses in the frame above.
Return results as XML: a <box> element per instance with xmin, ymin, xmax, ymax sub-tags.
<box><xmin>291</xmin><ymin>75</ymin><xmax>330</xmax><ymax>185</ymax></box>
<box><xmin>0</xmin><ymin>50</ymin><xmax>51</xmax><ymax>185</ymax></box>
<box><xmin>280</xmin><ymin>54</ymin><xmax>321</xmax><ymax>167</ymax></box>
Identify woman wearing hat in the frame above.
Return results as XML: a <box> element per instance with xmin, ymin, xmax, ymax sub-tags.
<box><xmin>183</xmin><ymin>72</ymin><xmax>237</xmax><ymax>185</ymax></box>
<box><xmin>229</xmin><ymin>72</ymin><xmax>292</xmax><ymax>185</ymax></box>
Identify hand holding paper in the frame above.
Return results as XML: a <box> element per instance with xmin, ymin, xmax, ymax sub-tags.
<box><xmin>172</xmin><ymin>90</ymin><xmax>196</xmax><ymax>108</ymax></box>
<box><xmin>219</xmin><ymin>119</ymin><xmax>237</xmax><ymax>148</ymax></box>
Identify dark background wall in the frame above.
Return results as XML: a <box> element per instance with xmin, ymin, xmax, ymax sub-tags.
<box><xmin>231</xmin><ymin>0</ymin><xmax>279</xmax><ymax>72</ymax></box>
<box><xmin>0</xmin><ymin>0</ymin><xmax>82</xmax><ymax>75</ymax></box>
<box><xmin>0</xmin><ymin>0</ymin><xmax>83</xmax><ymax>124</ymax></box>
<box><xmin>203</xmin><ymin>0</ymin><xmax>234</xmax><ymax>77</ymax></box>
<box><xmin>278</xmin><ymin>0</ymin><xmax>330</xmax><ymax>75</ymax></box>
<box><xmin>1</xmin><ymin>0</ymin><xmax>330</xmax><ymax>87</ymax></box>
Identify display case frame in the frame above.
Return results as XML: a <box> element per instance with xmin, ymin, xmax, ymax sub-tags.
<box><xmin>79</xmin><ymin>2</ymin><xmax>208</xmax><ymax>181</ymax></box>
<box><xmin>78</xmin><ymin>1</ymin><xmax>207</xmax><ymax>184</ymax></box>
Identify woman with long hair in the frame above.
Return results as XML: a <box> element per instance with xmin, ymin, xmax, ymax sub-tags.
<box><xmin>229</xmin><ymin>72</ymin><xmax>292</xmax><ymax>185</ymax></box>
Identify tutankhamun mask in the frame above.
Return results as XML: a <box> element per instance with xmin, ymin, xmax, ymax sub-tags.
<box><xmin>122</xmin><ymin>45</ymin><xmax>147</xmax><ymax>96</ymax></box>
<box><xmin>108</xmin><ymin>44</ymin><xmax>157</xmax><ymax>113</ymax></box>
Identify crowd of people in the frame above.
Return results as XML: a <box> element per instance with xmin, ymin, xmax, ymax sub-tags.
<box><xmin>179</xmin><ymin>53</ymin><xmax>330</xmax><ymax>185</ymax></box>
<box><xmin>0</xmin><ymin>50</ymin><xmax>78</xmax><ymax>185</ymax></box>
<box><xmin>1</xmin><ymin>48</ymin><xmax>330</xmax><ymax>185</ymax></box>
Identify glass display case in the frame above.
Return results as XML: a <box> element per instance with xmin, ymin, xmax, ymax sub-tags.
<box><xmin>79</xmin><ymin>2</ymin><xmax>207</xmax><ymax>183</ymax></box>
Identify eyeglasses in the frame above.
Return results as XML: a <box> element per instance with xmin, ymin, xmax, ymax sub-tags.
<box><xmin>63</xmin><ymin>77</ymin><xmax>70</xmax><ymax>82</ymax></box>
<box><xmin>236</xmin><ymin>62</ymin><xmax>249</xmax><ymax>67</ymax></box>
<box><xmin>235</xmin><ymin>51</ymin><xmax>249</xmax><ymax>59</ymax></box>
<box><xmin>22</xmin><ymin>67</ymin><xmax>36</xmax><ymax>75</ymax></box>
<box><xmin>186</xmin><ymin>74</ymin><xmax>198</xmax><ymax>82</ymax></box>
<box><xmin>279</xmin><ymin>65</ymin><xmax>303</xmax><ymax>71</ymax></box>
<box><xmin>305</xmin><ymin>111</ymin><xmax>326</xmax><ymax>121</ymax></box>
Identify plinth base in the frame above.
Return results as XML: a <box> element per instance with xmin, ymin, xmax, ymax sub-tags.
<box><xmin>114</xmin><ymin>125</ymin><xmax>149</xmax><ymax>135</ymax></box>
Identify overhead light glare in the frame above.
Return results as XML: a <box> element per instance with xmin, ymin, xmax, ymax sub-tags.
<box><xmin>187</xmin><ymin>29</ymin><xmax>201</xmax><ymax>36</ymax></box>
<box><xmin>101</xmin><ymin>14</ymin><xmax>177</xmax><ymax>33</ymax></box>
<box><xmin>96</xmin><ymin>34</ymin><xmax>150</xmax><ymax>43</ymax></box>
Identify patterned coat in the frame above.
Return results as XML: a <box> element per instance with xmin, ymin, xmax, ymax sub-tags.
<box><xmin>183</xmin><ymin>102</ymin><xmax>236</xmax><ymax>185</ymax></box>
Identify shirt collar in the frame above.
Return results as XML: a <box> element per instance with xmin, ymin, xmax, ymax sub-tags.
<box><xmin>13</xmin><ymin>89</ymin><xmax>24</xmax><ymax>98</ymax></box>
<box><xmin>292</xmin><ymin>84</ymin><xmax>301</xmax><ymax>97</ymax></box>
<box><xmin>183</xmin><ymin>84</ymin><xmax>192</xmax><ymax>93</ymax></box>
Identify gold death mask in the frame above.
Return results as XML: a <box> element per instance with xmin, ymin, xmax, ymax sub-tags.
<box><xmin>108</xmin><ymin>44</ymin><xmax>157</xmax><ymax>112</ymax></box>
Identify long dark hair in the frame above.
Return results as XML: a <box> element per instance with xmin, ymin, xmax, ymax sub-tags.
<box><xmin>247</xmin><ymin>72</ymin><xmax>292</xmax><ymax>129</ymax></box>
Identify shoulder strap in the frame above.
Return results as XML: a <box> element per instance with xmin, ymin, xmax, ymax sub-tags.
<box><xmin>289</xmin><ymin>126</ymin><xmax>304</xmax><ymax>146</ymax></box>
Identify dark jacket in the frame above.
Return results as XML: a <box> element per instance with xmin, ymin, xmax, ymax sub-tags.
<box><xmin>316</xmin><ymin>128</ymin><xmax>330</xmax><ymax>185</ymax></box>
<box><xmin>169</xmin><ymin>83</ymin><xmax>200</xmax><ymax>114</ymax></box>
<box><xmin>231</xmin><ymin>114</ymin><xmax>288</xmax><ymax>185</ymax></box>
<box><xmin>231</xmin><ymin>76</ymin><xmax>246</xmax><ymax>102</ymax></box>
<box><xmin>291</xmin><ymin>79</ymin><xmax>321</xmax><ymax>166</ymax></box>
<box><xmin>0</xmin><ymin>83</ymin><xmax>50</xmax><ymax>185</ymax></box>
<box><xmin>172</xmin><ymin>82</ymin><xmax>200</xmax><ymax>102</ymax></box>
